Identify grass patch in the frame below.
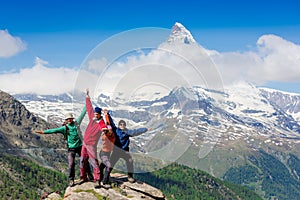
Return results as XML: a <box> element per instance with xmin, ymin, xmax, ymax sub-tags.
<box><xmin>73</xmin><ymin>189</ymin><xmax>107</xmax><ymax>200</ymax></box>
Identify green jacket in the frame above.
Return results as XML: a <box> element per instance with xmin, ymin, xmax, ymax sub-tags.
<box><xmin>44</xmin><ymin>106</ymin><xmax>86</xmax><ymax>149</ymax></box>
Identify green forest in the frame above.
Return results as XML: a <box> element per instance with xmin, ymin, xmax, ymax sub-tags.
<box><xmin>0</xmin><ymin>153</ymin><xmax>67</xmax><ymax>199</ymax></box>
<box><xmin>0</xmin><ymin>152</ymin><xmax>263</xmax><ymax>200</ymax></box>
<box><xmin>4</xmin><ymin>149</ymin><xmax>299</xmax><ymax>199</ymax></box>
<box><xmin>223</xmin><ymin>151</ymin><xmax>300</xmax><ymax>200</ymax></box>
<box><xmin>135</xmin><ymin>163</ymin><xmax>262</xmax><ymax>200</ymax></box>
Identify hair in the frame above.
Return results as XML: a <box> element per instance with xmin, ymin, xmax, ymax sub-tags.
<box><xmin>118</xmin><ymin>120</ymin><xmax>126</xmax><ymax>126</ymax></box>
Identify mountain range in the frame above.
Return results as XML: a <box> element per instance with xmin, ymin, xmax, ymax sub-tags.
<box><xmin>12</xmin><ymin>80</ymin><xmax>300</xmax><ymax>199</ymax></box>
<box><xmin>3</xmin><ymin>22</ymin><xmax>300</xmax><ymax>199</ymax></box>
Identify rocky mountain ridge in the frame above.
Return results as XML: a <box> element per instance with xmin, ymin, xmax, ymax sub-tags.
<box><xmin>59</xmin><ymin>173</ymin><xmax>165</xmax><ymax>200</ymax></box>
<box><xmin>0</xmin><ymin>90</ymin><xmax>68</xmax><ymax>171</ymax></box>
<box><xmin>42</xmin><ymin>174</ymin><xmax>165</xmax><ymax>200</ymax></box>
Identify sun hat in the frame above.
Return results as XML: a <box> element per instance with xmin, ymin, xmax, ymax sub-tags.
<box><xmin>65</xmin><ymin>113</ymin><xmax>74</xmax><ymax>120</ymax></box>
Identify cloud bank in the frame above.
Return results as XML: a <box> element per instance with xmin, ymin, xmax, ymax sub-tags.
<box><xmin>0</xmin><ymin>57</ymin><xmax>79</xmax><ymax>95</ymax></box>
<box><xmin>1</xmin><ymin>33</ymin><xmax>300</xmax><ymax>95</ymax></box>
<box><xmin>211</xmin><ymin>34</ymin><xmax>300</xmax><ymax>85</ymax></box>
<box><xmin>90</xmin><ymin>34</ymin><xmax>300</xmax><ymax>97</ymax></box>
<box><xmin>0</xmin><ymin>29</ymin><xmax>27</xmax><ymax>58</ymax></box>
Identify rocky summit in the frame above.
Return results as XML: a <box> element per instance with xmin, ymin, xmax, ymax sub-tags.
<box><xmin>44</xmin><ymin>173</ymin><xmax>166</xmax><ymax>200</ymax></box>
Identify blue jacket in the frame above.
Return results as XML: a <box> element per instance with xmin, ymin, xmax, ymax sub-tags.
<box><xmin>107</xmin><ymin>114</ymin><xmax>147</xmax><ymax>151</ymax></box>
<box><xmin>114</xmin><ymin>127</ymin><xmax>147</xmax><ymax>151</ymax></box>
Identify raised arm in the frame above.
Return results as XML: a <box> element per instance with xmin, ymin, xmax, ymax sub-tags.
<box><xmin>85</xmin><ymin>89</ymin><xmax>94</xmax><ymax>121</ymax></box>
<box><xmin>35</xmin><ymin>126</ymin><xmax>66</xmax><ymax>135</ymax></box>
<box><xmin>76</xmin><ymin>105</ymin><xmax>87</xmax><ymax>124</ymax></box>
<box><xmin>127</xmin><ymin>127</ymin><xmax>148</xmax><ymax>137</ymax></box>
<box><xmin>104</xmin><ymin>109</ymin><xmax>117</xmax><ymax>133</ymax></box>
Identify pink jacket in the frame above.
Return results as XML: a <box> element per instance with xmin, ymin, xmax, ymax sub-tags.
<box><xmin>83</xmin><ymin>97</ymin><xmax>107</xmax><ymax>147</ymax></box>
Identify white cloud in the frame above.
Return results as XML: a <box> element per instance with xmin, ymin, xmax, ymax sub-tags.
<box><xmin>1</xmin><ymin>33</ymin><xmax>300</xmax><ymax>96</ymax></box>
<box><xmin>0</xmin><ymin>29</ymin><xmax>27</xmax><ymax>58</ymax></box>
<box><xmin>210</xmin><ymin>34</ymin><xmax>300</xmax><ymax>85</ymax></box>
<box><xmin>86</xmin><ymin>57</ymin><xmax>108</xmax><ymax>74</ymax></box>
<box><xmin>87</xmin><ymin>34</ymin><xmax>300</xmax><ymax>99</ymax></box>
<box><xmin>0</xmin><ymin>57</ymin><xmax>80</xmax><ymax>95</ymax></box>
<box><xmin>91</xmin><ymin>41</ymin><xmax>226</xmax><ymax>98</ymax></box>
<box><xmin>255</xmin><ymin>34</ymin><xmax>300</xmax><ymax>82</ymax></box>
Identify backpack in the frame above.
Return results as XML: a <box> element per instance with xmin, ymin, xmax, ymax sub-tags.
<box><xmin>62</xmin><ymin>121</ymin><xmax>69</xmax><ymax>141</ymax></box>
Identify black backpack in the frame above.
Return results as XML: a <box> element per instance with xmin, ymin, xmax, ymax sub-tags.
<box><xmin>62</xmin><ymin>121</ymin><xmax>69</xmax><ymax>141</ymax></box>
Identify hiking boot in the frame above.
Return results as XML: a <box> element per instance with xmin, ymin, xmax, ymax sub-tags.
<box><xmin>87</xmin><ymin>173</ymin><xmax>94</xmax><ymax>181</ymax></box>
<box><xmin>78</xmin><ymin>179</ymin><xmax>86</xmax><ymax>185</ymax></box>
<box><xmin>100</xmin><ymin>181</ymin><xmax>111</xmax><ymax>189</ymax></box>
<box><xmin>94</xmin><ymin>180</ymin><xmax>101</xmax><ymax>189</ymax></box>
<box><xmin>69</xmin><ymin>180</ymin><xmax>75</xmax><ymax>187</ymax></box>
<box><xmin>128</xmin><ymin>177</ymin><xmax>135</xmax><ymax>183</ymax></box>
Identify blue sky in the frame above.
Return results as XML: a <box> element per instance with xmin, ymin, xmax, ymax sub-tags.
<box><xmin>1</xmin><ymin>0</ymin><xmax>300</xmax><ymax>94</ymax></box>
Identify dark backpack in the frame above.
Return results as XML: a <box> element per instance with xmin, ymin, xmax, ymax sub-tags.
<box><xmin>62</xmin><ymin>121</ymin><xmax>69</xmax><ymax>141</ymax></box>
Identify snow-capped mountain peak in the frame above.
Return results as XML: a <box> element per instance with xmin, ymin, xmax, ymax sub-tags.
<box><xmin>166</xmin><ymin>22</ymin><xmax>196</xmax><ymax>44</ymax></box>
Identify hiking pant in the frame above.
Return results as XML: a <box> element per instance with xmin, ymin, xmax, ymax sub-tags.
<box><xmin>109</xmin><ymin>147</ymin><xmax>134</xmax><ymax>178</ymax></box>
<box><xmin>80</xmin><ymin>145</ymin><xmax>100</xmax><ymax>181</ymax></box>
<box><xmin>68</xmin><ymin>146</ymin><xmax>82</xmax><ymax>181</ymax></box>
<box><xmin>99</xmin><ymin>151</ymin><xmax>112</xmax><ymax>184</ymax></box>
<box><xmin>68</xmin><ymin>146</ymin><xmax>93</xmax><ymax>181</ymax></box>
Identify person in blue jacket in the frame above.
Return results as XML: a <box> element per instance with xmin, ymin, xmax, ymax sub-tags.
<box><xmin>108</xmin><ymin>119</ymin><xmax>148</xmax><ymax>183</ymax></box>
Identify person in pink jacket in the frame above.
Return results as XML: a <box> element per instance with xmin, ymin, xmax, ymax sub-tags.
<box><xmin>80</xmin><ymin>89</ymin><xmax>108</xmax><ymax>186</ymax></box>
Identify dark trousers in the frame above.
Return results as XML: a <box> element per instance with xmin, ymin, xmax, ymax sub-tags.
<box><xmin>109</xmin><ymin>147</ymin><xmax>134</xmax><ymax>178</ymax></box>
<box><xmin>68</xmin><ymin>146</ymin><xmax>82</xmax><ymax>181</ymax></box>
<box><xmin>99</xmin><ymin>151</ymin><xmax>112</xmax><ymax>184</ymax></box>
<box><xmin>68</xmin><ymin>146</ymin><xmax>93</xmax><ymax>181</ymax></box>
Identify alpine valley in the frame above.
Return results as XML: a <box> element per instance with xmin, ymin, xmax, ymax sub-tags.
<box><xmin>3</xmin><ymin>23</ymin><xmax>300</xmax><ymax>199</ymax></box>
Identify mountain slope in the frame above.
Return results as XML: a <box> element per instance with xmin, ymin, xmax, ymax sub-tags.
<box><xmin>0</xmin><ymin>90</ymin><xmax>68</xmax><ymax>172</ymax></box>
<box><xmin>260</xmin><ymin>87</ymin><xmax>300</xmax><ymax>122</ymax></box>
<box><xmin>223</xmin><ymin>149</ymin><xmax>300</xmax><ymax>200</ymax></box>
<box><xmin>0</xmin><ymin>153</ymin><xmax>67</xmax><ymax>199</ymax></box>
<box><xmin>135</xmin><ymin>162</ymin><xmax>262</xmax><ymax>200</ymax></box>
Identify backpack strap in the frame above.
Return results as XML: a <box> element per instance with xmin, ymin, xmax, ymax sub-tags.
<box><xmin>64</xmin><ymin>124</ymin><xmax>69</xmax><ymax>142</ymax></box>
<box><xmin>64</xmin><ymin>124</ymin><xmax>69</xmax><ymax>149</ymax></box>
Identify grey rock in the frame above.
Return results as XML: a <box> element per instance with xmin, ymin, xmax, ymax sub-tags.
<box><xmin>62</xmin><ymin>173</ymin><xmax>166</xmax><ymax>200</ymax></box>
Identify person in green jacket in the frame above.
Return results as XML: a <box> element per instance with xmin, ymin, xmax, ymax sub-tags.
<box><xmin>35</xmin><ymin>106</ymin><xmax>88</xmax><ymax>187</ymax></box>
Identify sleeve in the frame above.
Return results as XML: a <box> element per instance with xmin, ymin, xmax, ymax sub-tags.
<box><xmin>107</xmin><ymin>113</ymin><xmax>117</xmax><ymax>133</ymax></box>
<box><xmin>76</xmin><ymin>105</ymin><xmax>86</xmax><ymax>124</ymax></box>
<box><xmin>86</xmin><ymin>97</ymin><xmax>94</xmax><ymax>121</ymax></box>
<box><xmin>43</xmin><ymin>126</ymin><xmax>66</xmax><ymax>135</ymax></box>
<box><xmin>99</xmin><ymin>119</ymin><xmax>108</xmax><ymax>131</ymax></box>
<box><xmin>127</xmin><ymin>128</ymin><xmax>148</xmax><ymax>137</ymax></box>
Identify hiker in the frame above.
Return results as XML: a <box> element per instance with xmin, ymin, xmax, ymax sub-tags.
<box><xmin>98</xmin><ymin>109</ymin><xmax>115</xmax><ymax>189</ymax></box>
<box><xmin>35</xmin><ymin>106</ymin><xmax>89</xmax><ymax>187</ymax></box>
<box><xmin>80</xmin><ymin>88</ymin><xmax>109</xmax><ymax>186</ymax></box>
<box><xmin>109</xmin><ymin>119</ymin><xmax>149</xmax><ymax>183</ymax></box>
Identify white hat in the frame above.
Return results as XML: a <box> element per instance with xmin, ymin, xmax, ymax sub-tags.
<box><xmin>65</xmin><ymin>113</ymin><xmax>74</xmax><ymax>119</ymax></box>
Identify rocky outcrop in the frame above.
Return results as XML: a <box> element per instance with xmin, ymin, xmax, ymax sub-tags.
<box><xmin>0</xmin><ymin>90</ymin><xmax>52</xmax><ymax>148</ymax></box>
<box><xmin>45</xmin><ymin>173</ymin><xmax>166</xmax><ymax>200</ymax></box>
<box><xmin>0</xmin><ymin>90</ymin><xmax>68</xmax><ymax>171</ymax></box>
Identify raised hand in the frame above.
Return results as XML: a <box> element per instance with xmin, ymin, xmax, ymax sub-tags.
<box><xmin>103</xmin><ymin>108</ymin><xmax>108</xmax><ymax>115</ymax></box>
<box><xmin>35</xmin><ymin>130</ymin><xmax>44</xmax><ymax>134</ymax></box>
